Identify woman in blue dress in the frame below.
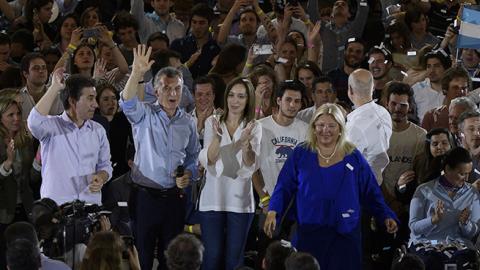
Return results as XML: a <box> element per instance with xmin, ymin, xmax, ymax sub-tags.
<box><xmin>264</xmin><ymin>103</ymin><xmax>398</xmax><ymax>270</ymax></box>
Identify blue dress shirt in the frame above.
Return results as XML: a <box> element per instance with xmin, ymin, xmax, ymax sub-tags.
<box><xmin>119</xmin><ymin>96</ymin><xmax>200</xmax><ymax>189</ymax></box>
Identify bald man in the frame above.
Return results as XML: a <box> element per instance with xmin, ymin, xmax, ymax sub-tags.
<box><xmin>346</xmin><ymin>69</ymin><xmax>392</xmax><ymax>185</ymax></box>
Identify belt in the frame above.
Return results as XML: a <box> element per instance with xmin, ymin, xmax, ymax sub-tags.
<box><xmin>133</xmin><ymin>183</ymin><xmax>183</xmax><ymax>198</ymax></box>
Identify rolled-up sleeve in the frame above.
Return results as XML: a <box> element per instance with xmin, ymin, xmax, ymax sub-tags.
<box><xmin>27</xmin><ymin>107</ymin><xmax>57</xmax><ymax>141</ymax></box>
<box><xmin>96</xmin><ymin>127</ymin><xmax>113</xmax><ymax>181</ymax></box>
<box><xmin>119</xmin><ymin>95</ymin><xmax>146</xmax><ymax>125</ymax></box>
<box><xmin>185</xmin><ymin>119</ymin><xmax>200</xmax><ymax>181</ymax></box>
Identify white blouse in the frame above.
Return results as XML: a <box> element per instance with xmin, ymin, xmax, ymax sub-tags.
<box><xmin>198</xmin><ymin>116</ymin><xmax>262</xmax><ymax>213</ymax></box>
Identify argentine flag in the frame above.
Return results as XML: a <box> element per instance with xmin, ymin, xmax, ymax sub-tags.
<box><xmin>458</xmin><ymin>6</ymin><xmax>480</xmax><ymax>49</ymax></box>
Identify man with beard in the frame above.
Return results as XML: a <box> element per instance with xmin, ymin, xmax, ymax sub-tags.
<box><xmin>458</xmin><ymin>110</ymin><xmax>480</xmax><ymax>185</ymax></box>
<box><xmin>131</xmin><ymin>0</ymin><xmax>185</xmax><ymax>44</ymax></box>
<box><xmin>297</xmin><ymin>76</ymin><xmax>336</xmax><ymax>123</ymax></box>
<box><xmin>171</xmin><ymin>3</ymin><xmax>221</xmax><ymax>78</ymax></box>
<box><xmin>412</xmin><ymin>50</ymin><xmax>451</xmax><ymax>123</ymax></box>
<box><xmin>379</xmin><ymin>82</ymin><xmax>425</xmax><ymax>257</ymax></box>
<box><xmin>448</xmin><ymin>97</ymin><xmax>477</xmax><ymax>146</ymax></box>
<box><xmin>320</xmin><ymin>0</ymin><xmax>369</xmax><ymax>72</ymax></box>
<box><xmin>217</xmin><ymin>0</ymin><xmax>272</xmax><ymax>49</ymax></box>
<box><xmin>19</xmin><ymin>52</ymin><xmax>63</xmax><ymax>122</ymax></box>
<box><xmin>367</xmin><ymin>47</ymin><xmax>393</xmax><ymax>102</ymax></box>
<box><xmin>421</xmin><ymin>66</ymin><xmax>471</xmax><ymax>131</ymax></box>
<box><xmin>328</xmin><ymin>38</ymin><xmax>365</xmax><ymax>107</ymax></box>
<box><xmin>346</xmin><ymin>69</ymin><xmax>392</xmax><ymax>185</ymax></box>
<box><xmin>254</xmin><ymin>80</ymin><xmax>308</xmax><ymax>208</ymax></box>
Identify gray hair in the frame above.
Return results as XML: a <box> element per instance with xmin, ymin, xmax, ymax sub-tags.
<box><xmin>449</xmin><ymin>96</ymin><xmax>477</xmax><ymax>112</ymax></box>
<box><xmin>458</xmin><ymin>109</ymin><xmax>480</xmax><ymax>131</ymax></box>
<box><xmin>348</xmin><ymin>69</ymin><xmax>373</xmax><ymax>98</ymax></box>
<box><xmin>153</xmin><ymin>66</ymin><xmax>183</xmax><ymax>89</ymax></box>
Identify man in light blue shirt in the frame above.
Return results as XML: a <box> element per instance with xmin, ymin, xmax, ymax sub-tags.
<box><xmin>119</xmin><ymin>44</ymin><xmax>200</xmax><ymax>270</ymax></box>
<box><xmin>27</xmin><ymin>71</ymin><xmax>112</xmax><ymax>206</ymax></box>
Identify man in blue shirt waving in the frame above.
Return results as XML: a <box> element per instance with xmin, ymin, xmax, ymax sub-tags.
<box><xmin>119</xmin><ymin>44</ymin><xmax>200</xmax><ymax>270</ymax></box>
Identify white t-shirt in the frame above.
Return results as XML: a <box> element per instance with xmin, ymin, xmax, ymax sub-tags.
<box><xmin>258</xmin><ymin>116</ymin><xmax>308</xmax><ymax>195</ymax></box>
<box><xmin>198</xmin><ymin>116</ymin><xmax>262</xmax><ymax>213</ymax></box>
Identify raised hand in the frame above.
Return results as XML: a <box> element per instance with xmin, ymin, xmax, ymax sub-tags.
<box><xmin>239</xmin><ymin>121</ymin><xmax>255</xmax><ymax>144</ymax></box>
<box><xmin>97</xmin><ymin>25</ymin><xmax>113</xmax><ymax>46</ymax></box>
<box><xmin>307</xmin><ymin>21</ymin><xmax>321</xmax><ymax>45</ymax></box>
<box><xmin>3</xmin><ymin>139</ymin><xmax>15</xmax><ymax>171</ymax></box>
<box><xmin>70</xmin><ymin>27</ymin><xmax>83</xmax><ymax>47</ymax></box>
<box><xmin>131</xmin><ymin>44</ymin><xmax>155</xmax><ymax>77</ymax></box>
<box><xmin>459</xmin><ymin>208</ymin><xmax>471</xmax><ymax>225</ymax></box>
<box><xmin>397</xmin><ymin>170</ymin><xmax>415</xmax><ymax>187</ymax></box>
<box><xmin>186</xmin><ymin>50</ymin><xmax>202</xmax><ymax>68</ymax></box>
<box><xmin>431</xmin><ymin>200</ymin><xmax>445</xmax><ymax>224</ymax></box>
<box><xmin>212</xmin><ymin>110</ymin><xmax>223</xmax><ymax>139</ymax></box>
<box><xmin>93</xmin><ymin>58</ymin><xmax>108</xmax><ymax>79</ymax></box>
<box><xmin>51</xmin><ymin>67</ymin><xmax>66</xmax><ymax>91</ymax></box>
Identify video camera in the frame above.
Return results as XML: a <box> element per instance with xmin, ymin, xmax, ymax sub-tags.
<box><xmin>32</xmin><ymin>199</ymin><xmax>110</xmax><ymax>260</ymax></box>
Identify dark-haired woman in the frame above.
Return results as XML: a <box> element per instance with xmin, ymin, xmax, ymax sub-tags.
<box><xmin>409</xmin><ymin>147</ymin><xmax>480</xmax><ymax>269</ymax></box>
<box><xmin>412</xmin><ymin>128</ymin><xmax>455</xmax><ymax>185</ymax></box>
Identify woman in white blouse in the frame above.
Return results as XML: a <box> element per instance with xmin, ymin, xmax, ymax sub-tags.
<box><xmin>198</xmin><ymin>77</ymin><xmax>262</xmax><ymax>270</ymax></box>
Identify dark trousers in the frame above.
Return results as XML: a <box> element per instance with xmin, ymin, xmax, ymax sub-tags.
<box><xmin>131</xmin><ymin>187</ymin><xmax>186</xmax><ymax>270</ymax></box>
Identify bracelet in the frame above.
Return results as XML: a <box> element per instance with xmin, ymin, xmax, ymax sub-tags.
<box><xmin>187</xmin><ymin>225</ymin><xmax>194</xmax><ymax>234</ymax></box>
<box><xmin>260</xmin><ymin>195</ymin><xmax>270</xmax><ymax>204</ymax></box>
<box><xmin>138</xmin><ymin>81</ymin><xmax>144</xmax><ymax>84</ymax></box>
<box><xmin>256</xmin><ymin>9</ymin><xmax>264</xmax><ymax>16</ymax></box>
<box><xmin>255</xmin><ymin>107</ymin><xmax>262</xmax><ymax>114</ymax></box>
<box><xmin>307</xmin><ymin>43</ymin><xmax>314</xmax><ymax>49</ymax></box>
<box><xmin>303</xmin><ymin>19</ymin><xmax>312</xmax><ymax>25</ymax></box>
<box><xmin>67</xmin><ymin>43</ymin><xmax>77</xmax><ymax>51</ymax></box>
<box><xmin>245</xmin><ymin>63</ymin><xmax>253</xmax><ymax>68</ymax></box>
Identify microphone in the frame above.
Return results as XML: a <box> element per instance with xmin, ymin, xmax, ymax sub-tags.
<box><xmin>176</xmin><ymin>165</ymin><xmax>185</xmax><ymax>178</ymax></box>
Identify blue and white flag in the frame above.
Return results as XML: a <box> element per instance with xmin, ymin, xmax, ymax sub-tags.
<box><xmin>458</xmin><ymin>6</ymin><xmax>480</xmax><ymax>49</ymax></box>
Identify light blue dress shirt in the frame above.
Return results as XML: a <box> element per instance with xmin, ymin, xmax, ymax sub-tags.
<box><xmin>27</xmin><ymin>108</ymin><xmax>112</xmax><ymax>205</ymax></box>
<box><xmin>409</xmin><ymin>178</ymin><xmax>480</xmax><ymax>248</ymax></box>
<box><xmin>119</xmin><ymin>96</ymin><xmax>200</xmax><ymax>189</ymax></box>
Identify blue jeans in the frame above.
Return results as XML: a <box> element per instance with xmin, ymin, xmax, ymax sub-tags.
<box><xmin>200</xmin><ymin>211</ymin><xmax>254</xmax><ymax>270</ymax></box>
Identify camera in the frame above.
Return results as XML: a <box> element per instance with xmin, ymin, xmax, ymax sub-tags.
<box><xmin>83</xmin><ymin>27</ymin><xmax>100</xmax><ymax>38</ymax></box>
<box><xmin>32</xmin><ymin>199</ymin><xmax>110</xmax><ymax>260</ymax></box>
<box><xmin>121</xmin><ymin>236</ymin><xmax>134</xmax><ymax>259</ymax></box>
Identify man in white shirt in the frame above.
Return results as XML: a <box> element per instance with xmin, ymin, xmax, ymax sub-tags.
<box><xmin>412</xmin><ymin>50</ymin><xmax>451</xmax><ymax>122</ymax></box>
<box><xmin>346</xmin><ymin>69</ymin><xmax>392</xmax><ymax>185</ymax></box>
<box><xmin>254</xmin><ymin>80</ymin><xmax>308</xmax><ymax>211</ymax></box>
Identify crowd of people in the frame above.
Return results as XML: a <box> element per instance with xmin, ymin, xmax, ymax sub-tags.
<box><xmin>0</xmin><ymin>0</ymin><xmax>480</xmax><ymax>269</ymax></box>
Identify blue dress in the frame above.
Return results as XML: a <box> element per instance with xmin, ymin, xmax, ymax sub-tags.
<box><xmin>269</xmin><ymin>144</ymin><xmax>397</xmax><ymax>270</ymax></box>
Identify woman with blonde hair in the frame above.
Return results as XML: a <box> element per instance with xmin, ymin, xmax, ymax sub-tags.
<box><xmin>0</xmin><ymin>96</ymin><xmax>38</xmax><ymax>269</ymax></box>
<box><xmin>264</xmin><ymin>103</ymin><xmax>398</xmax><ymax>270</ymax></box>
<box><xmin>199</xmin><ymin>77</ymin><xmax>262</xmax><ymax>270</ymax></box>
